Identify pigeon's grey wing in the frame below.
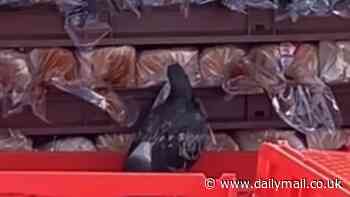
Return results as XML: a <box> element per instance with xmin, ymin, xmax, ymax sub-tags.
<box><xmin>127</xmin><ymin>106</ymin><xmax>165</xmax><ymax>155</ymax></box>
<box><xmin>177</xmin><ymin>123</ymin><xmax>210</xmax><ymax>163</ymax></box>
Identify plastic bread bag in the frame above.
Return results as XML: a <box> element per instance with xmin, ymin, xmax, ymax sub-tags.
<box><xmin>223</xmin><ymin>45</ymin><xmax>285</xmax><ymax>98</ymax></box>
<box><xmin>142</xmin><ymin>0</ymin><xmax>189</xmax><ymax>6</ymax></box>
<box><xmin>204</xmin><ymin>133</ymin><xmax>239</xmax><ymax>151</ymax></box>
<box><xmin>29</xmin><ymin>48</ymin><xmax>77</xmax><ymax>122</ymax></box>
<box><xmin>199</xmin><ymin>45</ymin><xmax>246</xmax><ymax>86</ymax></box>
<box><xmin>222</xmin><ymin>76</ymin><xmax>264</xmax><ymax>99</ymax></box>
<box><xmin>283</xmin><ymin>44</ymin><xmax>320</xmax><ymax>85</ymax></box>
<box><xmin>78</xmin><ymin>46</ymin><xmax>137</xmax><ymax>88</ymax></box>
<box><xmin>75</xmin><ymin>47</ymin><xmax>139</xmax><ymax>127</ymax></box>
<box><xmin>276</xmin><ymin>0</ymin><xmax>350</xmax><ymax>22</ymax></box>
<box><xmin>237</xmin><ymin>43</ymin><xmax>342</xmax><ymax>138</ymax></box>
<box><xmin>51</xmin><ymin>79</ymin><xmax>137</xmax><ymax>127</ymax></box>
<box><xmin>142</xmin><ymin>0</ymin><xmax>214</xmax><ymax>6</ymax></box>
<box><xmin>232</xmin><ymin>129</ymin><xmax>306</xmax><ymax>151</ymax></box>
<box><xmin>0</xmin><ymin>129</ymin><xmax>33</xmax><ymax>151</ymax></box>
<box><xmin>243</xmin><ymin>45</ymin><xmax>286</xmax><ymax>92</ymax></box>
<box><xmin>0</xmin><ymin>0</ymin><xmax>34</xmax><ymax>7</ymax></box>
<box><xmin>141</xmin><ymin>0</ymin><xmax>215</xmax><ymax>17</ymax></box>
<box><xmin>222</xmin><ymin>0</ymin><xmax>279</xmax><ymax>14</ymax></box>
<box><xmin>136</xmin><ymin>48</ymin><xmax>201</xmax><ymax>88</ymax></box>
<box><xmin>114</xmin><ymin>0</ymin><xmax>141</xmax><ymax>18</ymax></box>
<box><xmin>319</xmin><ymin>41</ymin><xmax>350</xmax><ymax>83</ymax></box>
<box><xmin>247</xmin><ymin>45</ymin><xmax>334</xmax><ymax>134</ymax></box>
<box><xmin>0</xmin><ymin>0</ymin><xmax>53</xmax><ymax>7</ymax></box>
<box><xmin>305</xmin><ymin>128</ymin><xmax>348</xmax><ymax>150</ymax></box>
<box><xmin>275</xmin><ymin>44</ymin><xmax>342</xmax><ymax>135</ymax></box>
<box><xmin>261</xmin><ymin>44</ymin><xmax>342</xmax><ymax>135</ymax></box>
<box><xmin>222</xmin><ymin>45</ymin><xmax>281</xmax><ymax>99</ymax></box>
<box><xmin>29</xmin><ymin>48</ymin><xmax>136</xmax><ymax>127</ymax></box>
<box><xmin>0</xmin><ymin>50</ymin><xmax>32</xmax><ymax>118</ymax></box>
<box><xmin>96</xmin><ymin>133</ymin><xmax>135</xmax><ymax>152</ymax></box>
<box><xmin>272</xmin><ymin>84</ymin><xmax>342</xmax><ymax>135</ymax></box>
<box><xmin>333</xmin><ymin>0</ymin><xmax>350</xmax><ymax>18</ymax></box>
<box><xmin>38</xmin><ymin>136</ymin><xmax>97</xmax><ymax>152</ymax></box>
<box><xmin>0</xmin><ymin>0</ymin><xmax>54</xmax><ymax>7</ymax></box>
<box><xmin>114</xmin><ymin>0</ymin><xmax>140</xmax><ymax>10</ymax></box>
<box><xmin>56</xmin><ymin>0</ymin><xmax>112</xmax><ymax>48</ymax></box>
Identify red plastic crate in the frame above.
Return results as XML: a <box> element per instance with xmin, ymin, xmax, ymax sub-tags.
<box><xmin>0</xmin><ymin>151</ymin><xmax>257</xmax><ymax>197</ymax></box>
<box><xmin>256</xmin><ymin>143</ymin><xmax>350</xmax><ymax>197</ymax></box>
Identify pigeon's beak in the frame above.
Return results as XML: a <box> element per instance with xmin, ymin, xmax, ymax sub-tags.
<box><xmin>125</xmin><ymin>142</ymin><xmax>153</xmax><ymax>172</ymax></box>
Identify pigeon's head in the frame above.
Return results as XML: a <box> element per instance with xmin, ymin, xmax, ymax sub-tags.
<box><xmin>167</xmin><ymin>64</ymin><xmax>192</xmax><ymax>100</ymax></box>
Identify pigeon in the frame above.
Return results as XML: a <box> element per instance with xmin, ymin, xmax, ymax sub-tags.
<box><xmin>124</xmin><ymin>63</ymin><xmax>210</xmax><ymax>172</ymax></box>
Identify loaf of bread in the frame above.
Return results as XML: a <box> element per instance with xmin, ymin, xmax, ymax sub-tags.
<box><xmin>222</xmin><ymin>0</ymin><xmax>278</xmax><ymax>13</ymax></box>
<box><xmin>142</xmin><ymin>0</ymin><xmax>186</xmax><ymax>6</ymax></box>
<box><xmin>319</xmin><ymin>41</ymin><xmax>350</xmax><ymax>83</ymax></box>
<box><xmin>243</xmin><ymin>45</ymin><xmax>284</xmax><ymax>93</ymax></box>
<box><xmin>79</xmin><ymin>46</ymin><xmax>136</xmax><ymax>88</ymax></box>
<box><xmin>28</xmin><ymin>48</ymin><xmax>77</xmax><ymax>122</ymax></box>
<box><xmin>241</xmin><ymin>43</ymin><xmax>342</xmax><ymax>137</ymax></box>
<box><xmin>142</xmin><ymin>0</ymin><xmax>214</xmax><ymax>6</ymax></box>
<box><xmin>136</xmin><ymin>48</ymin><xmax>201</xmax><ymax>87</ymax></box>
<box><xmin>0</xmin><ymin>50</ymin><xmax>32</xmax><ymax>116</ymax></box>
<box><xmin>232</xmin><ymin>130</ymin><xmax>306</xmax><ymax>151</ymax></box>
<box><xmin>0</xmin><ymin>129</ymin><xmax>32</xmax><ymax>151</ymax></box>
<box><xmin>200</xmin><ymin>45</ymin><xmax>246</xmax><ymax>86</ymax></box>
<box><xmin>222</xmin><ymin>45</ymin><xmax>282</xmax><ymax>96</ymax></box>
<box><xmin>204</xmin><ymin>133</ymin><xmax>239</xmax><ymax>151</ymax></box>
<box><xmin>305</xmin><ymin>129</ymin><xmax>349</xmax><ymax>150</ymax></box>
<box><xmin>222</xmin><ymin>75</ymin><xmax>264</xmax><ymax>96</ymax></box>
<box><xmin>96</xmin><ymin>133</ymin><xmax>135</xmax><ymax>152</ymax></box>
<box><xmin>38</xmin><ymin>137</ymin><xmax>97</xmax><ymax>152</ymax></box>
<box><xmin>285</xmin><ymin>44</ymin><xmax>320</xmax><ymax>85</ymax></box>
<box><xmin>29</xmin><ymin>48</ymin><xmax>77</xmax><ymax>82</ymax></box>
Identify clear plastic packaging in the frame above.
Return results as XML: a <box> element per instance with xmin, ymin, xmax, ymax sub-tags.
<box><xmin>232</xmin><ymin>129</ymin><xmax>306</xmax><ymax>151</ymax></box>
<box><xmin>142</xmin><ymin>0</ymin><xmax>214</xmax><ymax>6</ymax></box>
<box><xmin>0</xmin><ymin>129</ymin><xmax>33</xmax><ymax>151</ymax></box>
<box><xmin>222</xmin><ymin>0</ymin><xmax>279</xmax><ymax>14</ymax></box>
<box><xmin>222</xmin><ymin>75</ymin><xmax>264</xmax><ymax>97</ymax></box>
<box><xmin>29</xmin><ymin>48</ymin><xmax>135</xmax><ymax>126</ymax></box>
<box><xmin>229</xmin><ymin>43</ymin><xmax>342</xmax><ymax>139</ymax></box>
<box><xmin>305</xmin><ymin>129</ymin><xmax>348</xmax><ymax>150</ymax></box>
<box><xmin>273</xmin><ymin>44</ymin><xmax>342</xmax><ymax>135</ymax></box>
<box><xmin>78</xmin><ymin>46</ymin><xmax>137</xmax><ymax>88</ymax></box>
<box><xmin>29</xmin><ymin>48</ymin><xmax>76</xmax><ymax>82</ymax></box>
<box><xmin>96</xmin><ymin>133</ymin><xmax>135</xmax><ymax>152</ymax></box>
<box><xmin>248</xmin><ymin>45</ymin><xmax>286</xmax><ymax>91</ymax></box>
<box><xmin>0</xmin><ymin>0</ymin><xmax>52</xmax><ymax>7</ymax></box>
<box><xmin>56</xmin><ymin>0</ymin><xmax>112</xmax><ymax>48</ymax></box>
<box><xmin>141</xmin><ymin>0</ymin><xmax>215</xmax><ymax>17</ymax></box>
<box><xmin>51</xmin><ymin>79</ymin><xmax>136</xmax><ymax>127</ymax></box>
<box><xmin>115</xmin><ymin>0</ymin><xmax>141</xmax><ymax>18</ymax></box>
<box><xmin>76</xmin><ymin>46</ymin><xmax>138</xmax><ymax>126</ymax></box>
<box><xmin>29</xmin><ymin>48</ymin><xmax>77</xmax><ymax>122</ymax></box>
<box><xmin>223</xmin><ymin>45</ymin><xmax>283</xmax><ymax>97</ymax></box>
<box><xmin>319</xmin><ymin>41</ymin><xmax>350</xmax><ymax>83</ymax></box>
<box><xmin>0</xmin><ymin>50</ymin><xmax>32</xmax><ymax>118</ymax></box>
<box><xmin>136</xmin><ymin>48</ymin><xmax>201</xmax><ymax>88</ymax></box>
<box><xmin>115</xmin><ymin>0</ymin><xmax>141</xmax><ymax>10</ymax></box>
<box><xmin>204</xmin><ymin>133</ymin><xmax>239</xmax><ymax>151</ymax></box>
<box><xmin>38</xmin><ymin>137</ymin><xmax>96</xmax><ymax>152</ymax></box>
<box><xmin>276</xmin><ymin>0</ymin><xmax>350</xmax><ymax>22</ymax></box>
<box><xmin>142</xmin><ymin>0</ymin><xmax>185</xmax><ymax>6</ymax></box>
<box><xmin>199</xmin><ymin>45</ymin><xmax>246</xmax><ymax>86</ymax></box>
<box><xmin>0</xmin><ymin>0</ymin><xmax>33</xmax><ymax>7</ymax></box>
